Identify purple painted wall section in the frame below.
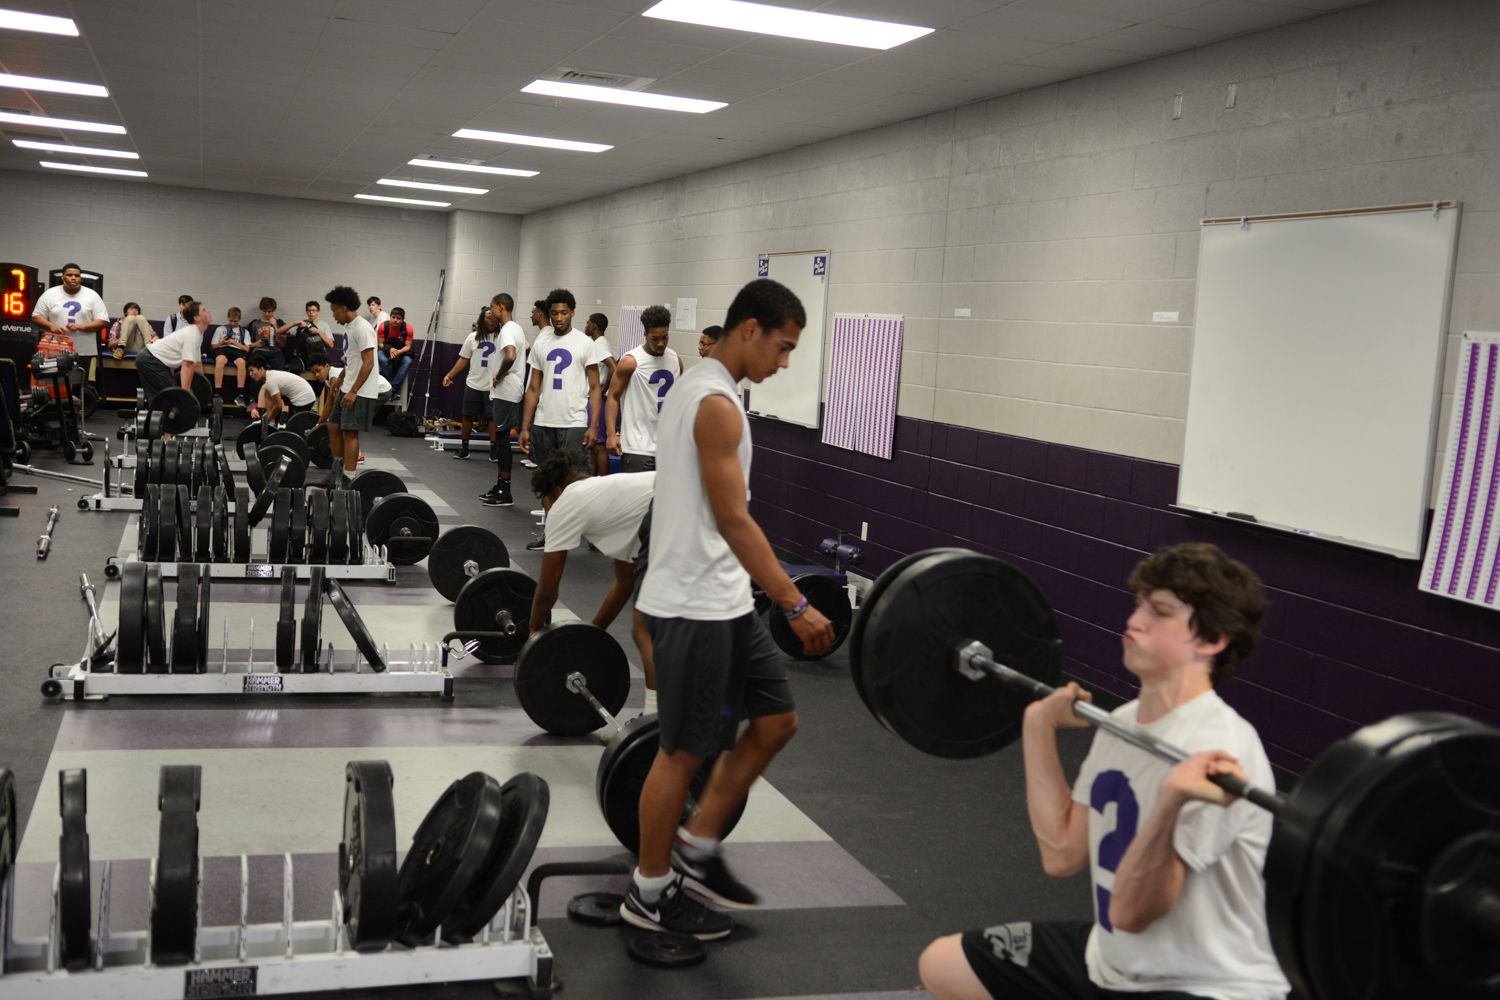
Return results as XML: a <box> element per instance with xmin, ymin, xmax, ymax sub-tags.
<box><xmin>747</xmin><ymin>413</ymin><xmax>1500</xmax><ymax>773</ymax></box>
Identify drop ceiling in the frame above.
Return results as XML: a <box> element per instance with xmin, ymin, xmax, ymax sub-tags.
<box><xmin>0</xmin><ymin>0</ymin><xmax>1369</xmax><ymax>216</ymax></box>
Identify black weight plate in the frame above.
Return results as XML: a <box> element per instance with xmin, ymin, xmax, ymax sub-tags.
<box><xmin>144</xmin><ymin>563</ymin><xmax>166</xmax><ymax>671</ymax></box>
<box><xmin>177</xmin><ymin>440</ymin><xmax>192</xmax><ymax>489</ymax></box>
<box><xmin>212</xmin><ymin>486</ymin><xmax>229</xmax><ymax>563</ymax></box>
<box><xmin>190</xmin><ymin>371</ymin><xmax>213</xmax><ymax>410</ymax></box>
<box><xmin>157</xmin><ymin>492</ymin><xmax>176</xmax><ymax>563</ymax></box>
<box><xmin>264</xmin><ymin>429</ymin><xmax>311</xmax><ymax>464</ymax></box>
<box><xmin>235</xmin><ymin>421</ymin><xmax>263</xmax><ymax>461</ymax></box>
<box><xmin>365</xmin><ymin>492</ymin><xmax>437</xmax><ymax>565</ymax></box>
<box><xmin>849</xmin><ymin>549</ymin><xmax>964</xmax><ymax>712</ymax></box>
<box><xmin>443</xmin><ymin>772</ymin><xmax>550</xmax><ymax>943</ymax></box>
<box><xmin>307</xmin><ymin>423</ymin><xmax>333</xmax><ymax>470</ymax></box>
<box><xmin>269</xmin><ymin>488</ymin><xmax>292</xmax><ymax>563</ymax></box>
<box><xmin>453</xmin><ymin>568</ymin><xmax>537</xmax><ymax>664</ymax></box>
<box><xmin>258</xmin><ymin>442</ymin><xmax>306</xmax><ymax>490</ymax></box>
<box><xmin>117</xmin><ymin>561</ymin><xmax>147</xmax><ymax>672</ymax></box>
<box><xmin>175</xmin><ymin>484</ymin><xmax>193</xmax><ymax>561</ymax></box>
<box><xmin>172</xmin><ymin>563</ymin><xmax>200</xmax><ymax>673</ymax></box>
<box><xmin>194</xmin><ymin>486</ymin><xmax>212</xmax><ymax>561</ymax></box>
<box><xmin>596</xmin><ymin>715</ymin><xmax>744</xmax><ymax>856</ymax></box>
<box><xmin>214</xmin><ymin>442</ymin><xmax>235</xmax><ymax>493</ymax></box>
<box><xmin>247</xmin><ymin>456</ymin><xmax>288</xmax><ymax>527</ymax></box>
<box><xmin>567</xmin><ymin>892</ymin><xmax>624</xmax><ymax>927</ymax></box>
<box><xmin>161</xmin><ymin>436</ymin><xmax>177</xmax><ymax>489</ymax></box>
<box><xmin>134</xmin><ymin>437</ymin><xmax>149</xmax><ymax>498</ymax></box>
<box><xmin>150</xmin><ymin>765</ymin><xmax>201</xmax><ymax>966</ymax></box>
<box><xmin>308</xmin><ymin>490</ymin><xmax>330</xmax><ymax>564</ymax></box>
<box><xmin>1272</xmin><ymin>714</ymin><xmax>1500</xmax><ymax>1000</ymax></box>
<box><xmin>428</xmin><ymin>526</ymin><xmax>510</xmax><ymax>602</ymax></box>
<box><xmin>752</xmin><ymin>584</ymin><xmax>773</xmax><ymax>618</ymax></box>
<box><xmin>276</xmin><ymin>566</ymin><xmax>297</xmax><ymax>672</ymax></box>
<box><xmin>328</xmin><ymin>489</ymin><xmax>349</xmax><ymax>564</ymax></box>
<box><xmin>0</xmin><ymin>769</ymin><xmax>14</xmax><ymax>895</ymax></box>
<box><xmin>394</xmin><ymin>771</ymin><xmax>504</xmax><ymax>947</ymax></box>
<box><xmin>341</xmin><ymin>760</ymin><xmax>399</xmax><ymax>952</ymax></box>
<box><xmin>233</xmin><ymin>485</ymin><xmax>251</xmax><ymax>562</ymax></box>
<box><xmin>345</xmin><ymin>489</ymin><xmax>365</xmax><ymax>565</ymax></box>
<box><xmin>324</xmin><ymin>578</ymin><xmax>386</xmax><ymax>671</ymax></box>
<box><xmin>244</xmin><ymin>443</ymin><xmax>264</xmax><ymax>495</ymax></box>
<box><xmin>150</xmin><ymin>386</ymin><xmax>200</xmax><ymax>436</ymax></box>
<box><xmin>349</xmin><ymin>470</ymin><xmax>406</xmax><ymax>521</ymax></box>
<box><xmin>141</xmin><ymin>484</ymin><xmax>161</xmax><ymax>560</ymax></box>
<box><xmin>58</xmin><ymin>768</ymin><xmax>91</xmax><ymax>971</ymax></box>
<box><xmin>301</xmin><ymin>567</ymin><xmax>324</xmax><ymax>671</ymax></box>
<box><xmin>628</xmin><ymin>932</ymin><xmax>707</xmax><ymax>968</ymax></box>
<box><xmin>515</xmin><ymin>623</ymin><xmax>631</xmax><ymax>737</ymax></box>
<box><xmin>186</xmin><ymin>440</ymin><xmax>199</xmax><ymax>494</ymax></box>
<box><xmin>210</xmin><ymin>396</ymin><xmax>223</xmax><ymax>445</ymax></box>
<box><xmin>861</xmin><ymin>549</ymin><xmax>1062</xmax><ymax>760</ymax></box>
<box><xmin>1419</xmin><ymin>831</ymin><xmax>1500</xmax><ymax>989</ymax></box>
<box><xmin>288</xmin><ymin>487</ymin><xmax>308</xmax><ymax>564</ymax></box>
<box><xmin>150</xmin><ymin>438</ymin><xmax>166</xmax><ymax>485</ymax></box>
<box><xmin>768</xmin><ymin>572</ymin><xmax>853</xmax><ymax>660</ymax></box>
<box><xmin>196</xmin><ymin>564</ymin><xmax>212</xmax><ymax>673</ymax></box>
<box><xmin>197</xmin><ymin>439</ymin><xmax>212</xmax><ymax>493</ymax></box>
<box><xmin>285</xmin><ymin>409</ymin><xmax>318</xmax><ymax>437</ymax></box>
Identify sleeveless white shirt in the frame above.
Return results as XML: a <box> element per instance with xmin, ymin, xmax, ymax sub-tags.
<box><xmin>620</xmin><ymin>345</ymin><xmax>680</xmax><ymax>456</ymax></box>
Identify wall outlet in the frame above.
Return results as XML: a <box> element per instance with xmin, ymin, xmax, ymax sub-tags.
<box><xmin>954</xmin><ymin>308</ymin><xmax>971</xmax><ymax>317</ymax></box>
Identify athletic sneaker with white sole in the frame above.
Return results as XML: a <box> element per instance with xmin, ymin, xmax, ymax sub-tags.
<box><xmin>670</xmin><ymin>847</ymin><xmax>760</xmax><ymax>908</ymax></box>
<box><xmin>621</xmin><ymin>877</ymin><xmax>733</xmax><ymax>940</ymax></box>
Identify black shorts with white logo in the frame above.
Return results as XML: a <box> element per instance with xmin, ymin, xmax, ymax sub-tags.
<box><xmin>960</xmin><ymin>921</ymin><xmax>1214</xmax><ymax>1000</ymax></box>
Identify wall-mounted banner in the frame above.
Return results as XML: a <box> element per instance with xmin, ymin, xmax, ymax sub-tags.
<box><xmin>821</xmin><ymin>313</ymin><xmax>903</xmax><ymax>460</ymax></box>
<box><xmin>813</xmin><ymin>254</ymin><xmax>827</xmax><ymax>276</ymax></box>
<box><xmin>758</xmin><ymin>255</ymin><xmax>769</xmax><ymax>277</ymax></box>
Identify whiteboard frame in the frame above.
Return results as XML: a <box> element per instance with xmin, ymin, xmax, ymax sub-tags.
<box><xmin>1177</xmin><ymin>201</ymin><xmax>1460</xmax><ymax>559</ymax></box>
<box><xmin>745</xmin><ymin>249</ymin><xmax>829</xmax><ymax>430</ymax></box>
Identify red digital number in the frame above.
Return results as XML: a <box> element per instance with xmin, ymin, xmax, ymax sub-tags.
<box><xmin>2</xmin><ymin>291</ymin><xmax>22</xmax><ymax>316</ymax></box>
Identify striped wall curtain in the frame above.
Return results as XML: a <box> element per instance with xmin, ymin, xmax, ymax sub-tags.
<box><xmin>821</xmin><ymin>314</ymin><xmax>903</xmax><ymax>460</ymax></box>
<box><xmin>616</xmin><ymin>307</ymin><xmax>645</xmax><ymax>358</ymax></box>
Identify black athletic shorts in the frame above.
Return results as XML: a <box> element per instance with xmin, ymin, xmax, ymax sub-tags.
<box><xmin>961</xmin><ymin>921</ymin><xmax>1214</xmax><ymax>1000</ymax></box>
<box><xmin>644</xmin><ymin>610</ymin><xmax>795</xmax><ymax>757</ymax></box>
<box><xmin>462</xmin><ymin>386</ymin><xmax>490</xmax><ymax>417</ymax></box>
<box><xmin>208</xmin><ymin>345</ymin><xmax>247</xmax><ymax>364</ymax></box>
<box><xmin>329</xmin><ymin>394</ymin><xmax>378</xmax><ymax>432</ymax></box>
<box><xmin>621</xmin><ymin>452</ymin><xmax>655</xmax><ymax>473</ymax></box>
<box><xmin>631</xmin><ymin>504</ymin><xmax>652</xmax><ymax>603</ymax></box>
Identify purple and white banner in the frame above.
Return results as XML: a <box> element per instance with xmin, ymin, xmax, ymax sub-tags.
<box><xmin>616</xmin><ymin>307</ymin><xmax>645</xmax><ymax>358</ymax></box>
<box><xmin>820</xmin><ymin>313</ymin><xmax>903</xmax><ymax>460</ymax></box>
<box><xmin>1421</xmin><ymin>332</ymin><xmax>1500</xmax><ymax>610</ymax></box>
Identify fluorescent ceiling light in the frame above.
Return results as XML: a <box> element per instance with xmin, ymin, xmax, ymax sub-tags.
<box><xmin>40</xmin><ymin>160</ymin><xmax>145</xmax><ymax>177</ymax></box>
<box><xmin>408</xmin><ymin>158</ymin><xmax>538</xmax><ymax>178</ymax></box>
<box><xmin>453</xmin><ymin>129</ymin><xmax>611</xmax><ymax>154</ymax></box>
<box><xmin>13</xmin><ymin>138</ymin><xmax>137</xmax><ymax>159</ymax></box>
<box><xmin>0</xmin><ymin>111</ymin><xmax>124</xmax><ymax>133</ymax></box>
<box><xmin>0</xmin><ymin>72</ymin><xmax>107</xmax><ymax>97</ymax></box>
<box><xmin>522</xmin><ymin>79</ymin><xmax>724</xmax><ymax>114</ymax></box>
<box><xmin>0</xmin><ymin>8</ymin><xmax>77</xmax><ymax>35</ymax></box>
<box><xmin>378</xmin><ymin>178</ymin><xmax>486</xmax><ymax>195</ymax></box>
<box><xmin>642</xmin><ymin>0</ymin><xmax>932</xmax><ymax>50</ymax></box>
<box><xmin>354</xmin><ymin>193</ymin><xmax>449</xmax><ymax>208</ymax></box>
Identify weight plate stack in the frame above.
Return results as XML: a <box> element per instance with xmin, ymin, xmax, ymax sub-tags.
<box><xmin>141</xmin><ymin>484</ymin><xmax>161</xmax><ymax>560</ymax></box>
<box><xmin>145</xmin><ymin>564</ymin><xmax>167</xmax><ymax>672</ymax></box>
<box><xmin>116</xmin><ymin>561</ymin><xmax>147</xmax><ymax>673</ymax></box>
<box><xmin>301</xmin><ymin>567</ymin><xmax>324</xmax><ymax>671</ymax></box>
<box><xmin>346</xmin><ymin>489</ymin><xmax>365</xmax><ymax>565</ymax></box>
<box><xmin>768</xmin><ymin>572</ymin><xmax>854</xmax><ymax>660</ymax></box>
<box><xmin>514</xmin><ymin>623</ymin><xmax>631</xmax><ymax>737</ymax></box>
<box><xmin>596</xmin><ymin>715</ymin><xmax>744</xmax><ymax>855</ymax></box>
<box><xmin>288</xmin><ymin>487</ymin><xmax>308</xmax><ymax>564</ymax></box>
<box><xmin>0</xmin><ymin>770</ymin><xmax>15</xmax><ymax>916</ymax></box>
<box><xmin>428</xmin><ymin>525</ymin><xmax>509</xmax><ymax>602</ymax></box>
<box><xmin>211</xmin><ymin>486</ymin><xmax>229</xmax><ymax>563</ymax></box>
<box><xmin>307</xmin><ymin>424</ymin><xmax>333</xmax><ymax>469</ymax></box>
<box><xmin>348</xmin><ymin>470</ymin><xmax>405</xmax><ymax>522</ymax></box>
<box><xmin>233</xmin><ymin>486</ymin><xmax>251</xmax><ymax>562</ymax></box>
<box><xmin>247</xmin><ymin>457</ymin><xmax>287</xmax><ymax>527</ymax></box>
<box><xmin>176</xmin><ymin>440</ymin><xmax>192</xmax><ymax>490</ymax></box>
<box><xmin>150</xmin><ymin>765</ymin><xmax>201</xmax><ymax>966</ymax></box>
<box><xmin>453</xmin><ymin>568</ymin><xmax>537</xmax><ymax>664</ymax></box>
<box><xmin>58</xmin><ymin>768</ymin><xmax>91</xmax><ymax>972</ymax></box>
<box><xmin>393</xmin><ymin>771</ymin><xmax>504</xmax><ymax>947</ymax></box>
<box><xmin>171</xmin><ymin>563</ymin><xmax>201</xmax><ymax>673</ymax></box>
<box><xmin>150</xmin><ymin>439</ymin><xmax>166</xmax><ymax>485</ymax></box>
<box><xmin>196</xmin><ymin>564</ymin><xmax>212</xmax><ymax>673</ymax></box>
<box><xmin>364</xmin><ymin>493</ymin><xmax>437</xmax><ymax>565</ymax></box>
<box><xmin>441</xmin><ymin>772</ymin><xmax>550</xmax><ymax>944</ymax></box>
<box><xmin>258</xmin><ymin>442</ymin><xmax>307</xmax><ymax>491</ymax></box>
<box><xmin>340</xmin><ymin>760</ymin><xmax>399</xmax><ymax>952</ymax></box>
<box><xmin>149</xmin><ymin>388</ymin><xmax>200</xmax><ymax>436</ymax></box>
<box><xmin>264</xmin><ymin>429</ymin><xmax>311</xmax><ymax>466</ymax></box>
<box><xmin>161</xmin><ymin>437</ymin><xmax>177</xmax><ymax>488</ymax></box>
<box><xmin>157</xmin><ymin>492</ymin><xmax>176</xmax><ymax>562</ymax></box>
<box><xmin>133</xmin><ymin>438</ymin><xmax>149</xmax><ymax>498</ymax></box>
<box><xmin>848</xmin><ymin>549</ymin><xmax>966</xmax><ymax>712</ymax></box>
<box><xmin>276</xmin><ymin>566</ymin><xmax>297</xmax><ymax>672</ymax></box>
<box><xmin>235</xmin><ymin>421</ymin><xmax>263</xmax><ymax>461</ymax></box>
<box><xmin>214</xmin><ymin>442</ymin><xmax>235</xmax><ymax>492</ymax></box>
<box><xmin>308</xmin><ymin>490</ymin><xmax>330</xmax><ymax>564</ymax></box>
<box><xmin>175</xmin><ymin>484</ymin><xmax>193</xmax><ymax>562</ymax></box>
<box><xmin>244</xmin><ymin>443</ymin><xmax>264</xmax><ymax>495</ymax></box>
<box><xmin>194</xmin><ymin>486</ymin><xmax>213</xmax><ymax>562</ymax></box>
<box><xmin>324</xmin><ymin>578</ymin><xmax>385</xmax><ymax>671</ymax></box>
<box><xmin>328</xmin><ymin>490</ymin><xmax>349</xmax><ymax>564</ymax></box>
<box><xmin>269</xmin><ymin>488</ymin><xmax>292</xmax><ymax>564</ymax></box>
<box><xmin>286</xmin><ymin>410</ymin><xmax>318</xmax><ymax>437</ymax></box>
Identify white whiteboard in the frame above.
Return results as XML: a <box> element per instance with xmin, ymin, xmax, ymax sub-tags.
<box><xmin>1177</xmin><ymin>203</ymin><xmax>1460</xmax><ymax>558</ymax></box>
<box><xmin>745</xmin><ymin>250</ymin><xmax>828</xmax><ymax>429</ymax></box>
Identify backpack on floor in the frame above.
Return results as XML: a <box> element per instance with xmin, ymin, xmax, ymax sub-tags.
<box><xmin>386</xmin><ymin>409</ymin><xmax>421</xmax><ymax>437</ymax></box>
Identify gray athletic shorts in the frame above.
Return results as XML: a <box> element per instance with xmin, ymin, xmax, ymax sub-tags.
<box><xmin>490</xmin><ymin>398</ymin><xmax>520</xmax><ymax>435</ymax></box>
<box><xmin>530</xmin><ymin>424</ymin><xmax>585</xmax><ymax>467</ymax></box>
<box><xmin>620</xmin><ymin>452</ymin><xmax>655</xmax><ymax>473</ymax></box>
<box><xmin>328</xmin><ymin>394</ymin><xmax>378</xmax><ymax>432</ymax></box>
<box><xmin>462</xmin><ymin>386</ymin><xmax>489</xmax><ymax>417</ymax></box>
<box><xmin>644</xmin><ymin>611</ymin><xmax>795</xmax><ymax>757</ymax></box>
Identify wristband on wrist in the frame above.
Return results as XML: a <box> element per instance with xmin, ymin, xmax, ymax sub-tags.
<box><xmin>782</xmin><ymin>595</ymin><xmax>810</xmax><ymax>620</ymax></box>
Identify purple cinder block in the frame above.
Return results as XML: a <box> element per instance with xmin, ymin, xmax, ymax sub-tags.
<box><xmin>1008</xmin><ymin>517</ymin><xmax>1043</xmax><ymax>560</ymax></box>
<box><xmin>976</xmin><ymin>431</ymin><xmax>1013</xmax><ymax>474</ymax></box>
<box><xmin>1050</xmin><ymin>571</ymin><xmax>1098</xmax><ymax>621</ymax></box>
<box><xmin>1046</xmin><ymin>445</ymin><xmax>1090</xmax><ymax>490</ymax></box>
<box><xmin>1102</xmin><ymin>500</ymin><xmax>1153</xmax><ymax>550</ymax></box>
<box><xmin>1038</xmin><ymin>524</ymin><xmax>1082</xmax><ymax>574</ymax></box>
<box><xmin>1011</xmin><ymin>437</ymin><xmax>1050</xmax><ymax>481</ymax></box>
<box><xmin>1219</xmin><ymin>681</ymin><xmax>1349</xmax><ymax>760</ymax></box>
<box><xmin>928</xmin><ymin>496</ymin><xmax>974</xmax><ymax>539</ymax></box>
<box><xmin>1147</xmin><ymin>509</ymin><xmax>1192</xmax><ymax>550</ymax></box>
<box><xmin>1130</xmin><ymin>460</ymin><xmax>1179</xmax><ymax>507</ymax></box>
<box><xmin>956</xmin><ymin>466</ymin><xmax>990</xmax><ymax>506</ymax></box>
<box><xmin>1425</xmin><ymin>634</ymin><xmax>1500</xmax><ymax>710</ymax></box>
<box><xmin>1345</xmin><ymin>616</ymin><xmax>1431</xmax><ymax>685</ymax></box>
<box><xmin>1085</xmin><ymin>451</ymin><xmax>1135</xmax><ymax>500</ymax></box>
<box><xmin>1059</xmin><ymin>490</ymin><xmax>1107</xmax><ymax>537</ymax></box>
<box><xmin>969</xmin><ymin>508</ymin><xmax>1007</xmax><ymax>552</ymax></box>
<box><xmin>1245</xmin><ymin>638</ymin><xmax>1316</xmax><ymax>702</ymax></box>
<box><xmin>894</xmin><ymin>450</ymin><xmax>930</xmax><ymax>489</ymax></box>
<box><xmin>929</xmin><ymin>459</ymin><xmax>961</xmax><ymax>497</ymax></box>
<box><xmin>987</xmin><ymin>472</ymin><xmax>1027</xmax><ymax>515</ymax></box>
<box><xmin>930</xmin><ymin>422</ymin><xmax>949</xmax><ymax>457</ymax></box>
<box><xmin>1024</xmin><ymin>481</ymin><xmax>1068</xmax><ymax>523</ymax></box>
<box><xmin>946</xmin><ymin>426</ymin><xmax>980</xmax><ymax>466</ymax></box>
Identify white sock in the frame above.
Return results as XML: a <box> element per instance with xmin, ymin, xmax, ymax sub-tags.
<box><xmin>676</xmin><ymin>826</ymin><xmax>720</xmax><ymax>859</ymax></box>
<box><xmin>632</xmin><ymin>867</ymin><xmax>675</xmax><ymax>904</ymax></box>
<box><xmin>642</xmin><ymin>687</ymin><xmax>657</xmax><ymax>716</ymax></box>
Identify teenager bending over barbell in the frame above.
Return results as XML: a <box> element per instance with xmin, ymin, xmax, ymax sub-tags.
<box><xmin>526</xmin><ymin>448</ymin><xmax>660</xmax><ymax>718</ymax></box>
<box><xmin>919</xmin><ymin>543</ymin><xmax>1289</xmax><ymax>1000</ymax></box>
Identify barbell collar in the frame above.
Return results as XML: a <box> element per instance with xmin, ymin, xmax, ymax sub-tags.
<box><xmin>565</xmin><ymin>670</ymin><xmax>625</xmax><ymax>734</ymax></box>
<box><xmin>955</xmin><ymin>640</ymin><xmax>1286</xmax><ymax>813</ymax></box>
<box><xmin>494</xmin><ymin>609</ymin><xmax>518</xmax><ymax>636</ymax></box>
<box><xmin>464</xmin><ymin>559</ymin><xmax>478</xmax><ymax>578</ymax></box>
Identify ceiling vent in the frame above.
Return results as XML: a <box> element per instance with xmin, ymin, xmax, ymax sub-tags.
<box><xmin>549</xmin><ymin>68</ymin><xmax>657</xmax><ymax>92</ymax></box>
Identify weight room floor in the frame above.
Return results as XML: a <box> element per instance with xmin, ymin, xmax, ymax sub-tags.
<box><xmin>0</xmin><ymin>417</ymin><xmax>1095</xmax><ymax>1000</ymax></box>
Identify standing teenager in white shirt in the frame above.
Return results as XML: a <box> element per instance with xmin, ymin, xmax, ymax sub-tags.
<box><xmin>583</xmin><ymin>312</ymin><xmax>616</xmax><ymax>477</ymax></box>
<box><xmin>482</xmin><ymin>294</ymin><xmax>526</xmax><ymax>508</ymax></box>
<box><xmin>919</xmin><ymin>544</ymin><xmax>1290</xmax><ymax>1000</ymax></box>
<box><xmin>606</xmin><ymin>304</ymin><xmax>682</xmax><ymax>474</ymax></box>
<box><xmin>442</xmin><ymin>305</ymin><xmax>503</xmax><ymax>460</ymax></box>
<box><xmin>325</xmin><ymin>285</ymin><xmax>379</xmax><ymax>487</ymax></box>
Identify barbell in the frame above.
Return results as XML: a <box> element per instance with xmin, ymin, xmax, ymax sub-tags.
<box><xmin>851</xmin><ymin>547</ymin><xmax>1500</xmax><ymax>1000</ymax></box>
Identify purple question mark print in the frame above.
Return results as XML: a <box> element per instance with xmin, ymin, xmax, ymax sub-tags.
<box><xmin>546</xmin><ymin>348</ymin><xmax>572</xmax><ymax>390</ymax></box>
<box><xmin>648</xmin><ymin>369</ymin><xmax>674</xmax><ymax>412</ymax></box>
<box><xmin>65</xmin><ymin>301</ymin><xmax>81</xmax><ymax>321</ymax></box>
<box><xmin>1089</xmin><ymin>770</ymin><xmax>1139</xmax><ymax>933</ymax></box>
<box><xmin>478</xmin><ymin>341</ymin><xmax>496</xmax><ymax>369</ymax></box>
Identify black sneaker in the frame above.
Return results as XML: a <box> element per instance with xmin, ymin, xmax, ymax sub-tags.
<box><xmin>488</xmin><ymin>448</ymin><xmax>500</xmax><ymax>463</ymax></box>
<box><xmin>671</xmin><ymin>847</ymin><xmax>760</xmax><ymax>909</ymax></box>
<box><xmin>232</xmin><ymin>395</ymin><xmax>246</xmax><ymax>409</ymax></box>
<box><xmin>478</xmin><ymin>487</ymin><xmax>498</xmax><ymax>500</ymax></box>
<box><xmin>452</xmin><ymin>448</ymin><xmax>470</xmax><ymax>460</ymax></box>
<box><xmin>525</xmin><ymin>535</ymin><xmax>545</xmax><ymax>551</ymax></box>
<box><xmin>621</xmin><ymin>877</ymin><xmax>732</xmax><ymax>940</ymax></box>
<box><xmin>482</xmin><ymin>490</ymin><xmax>514</xmax><ymax>508</ymax></box>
